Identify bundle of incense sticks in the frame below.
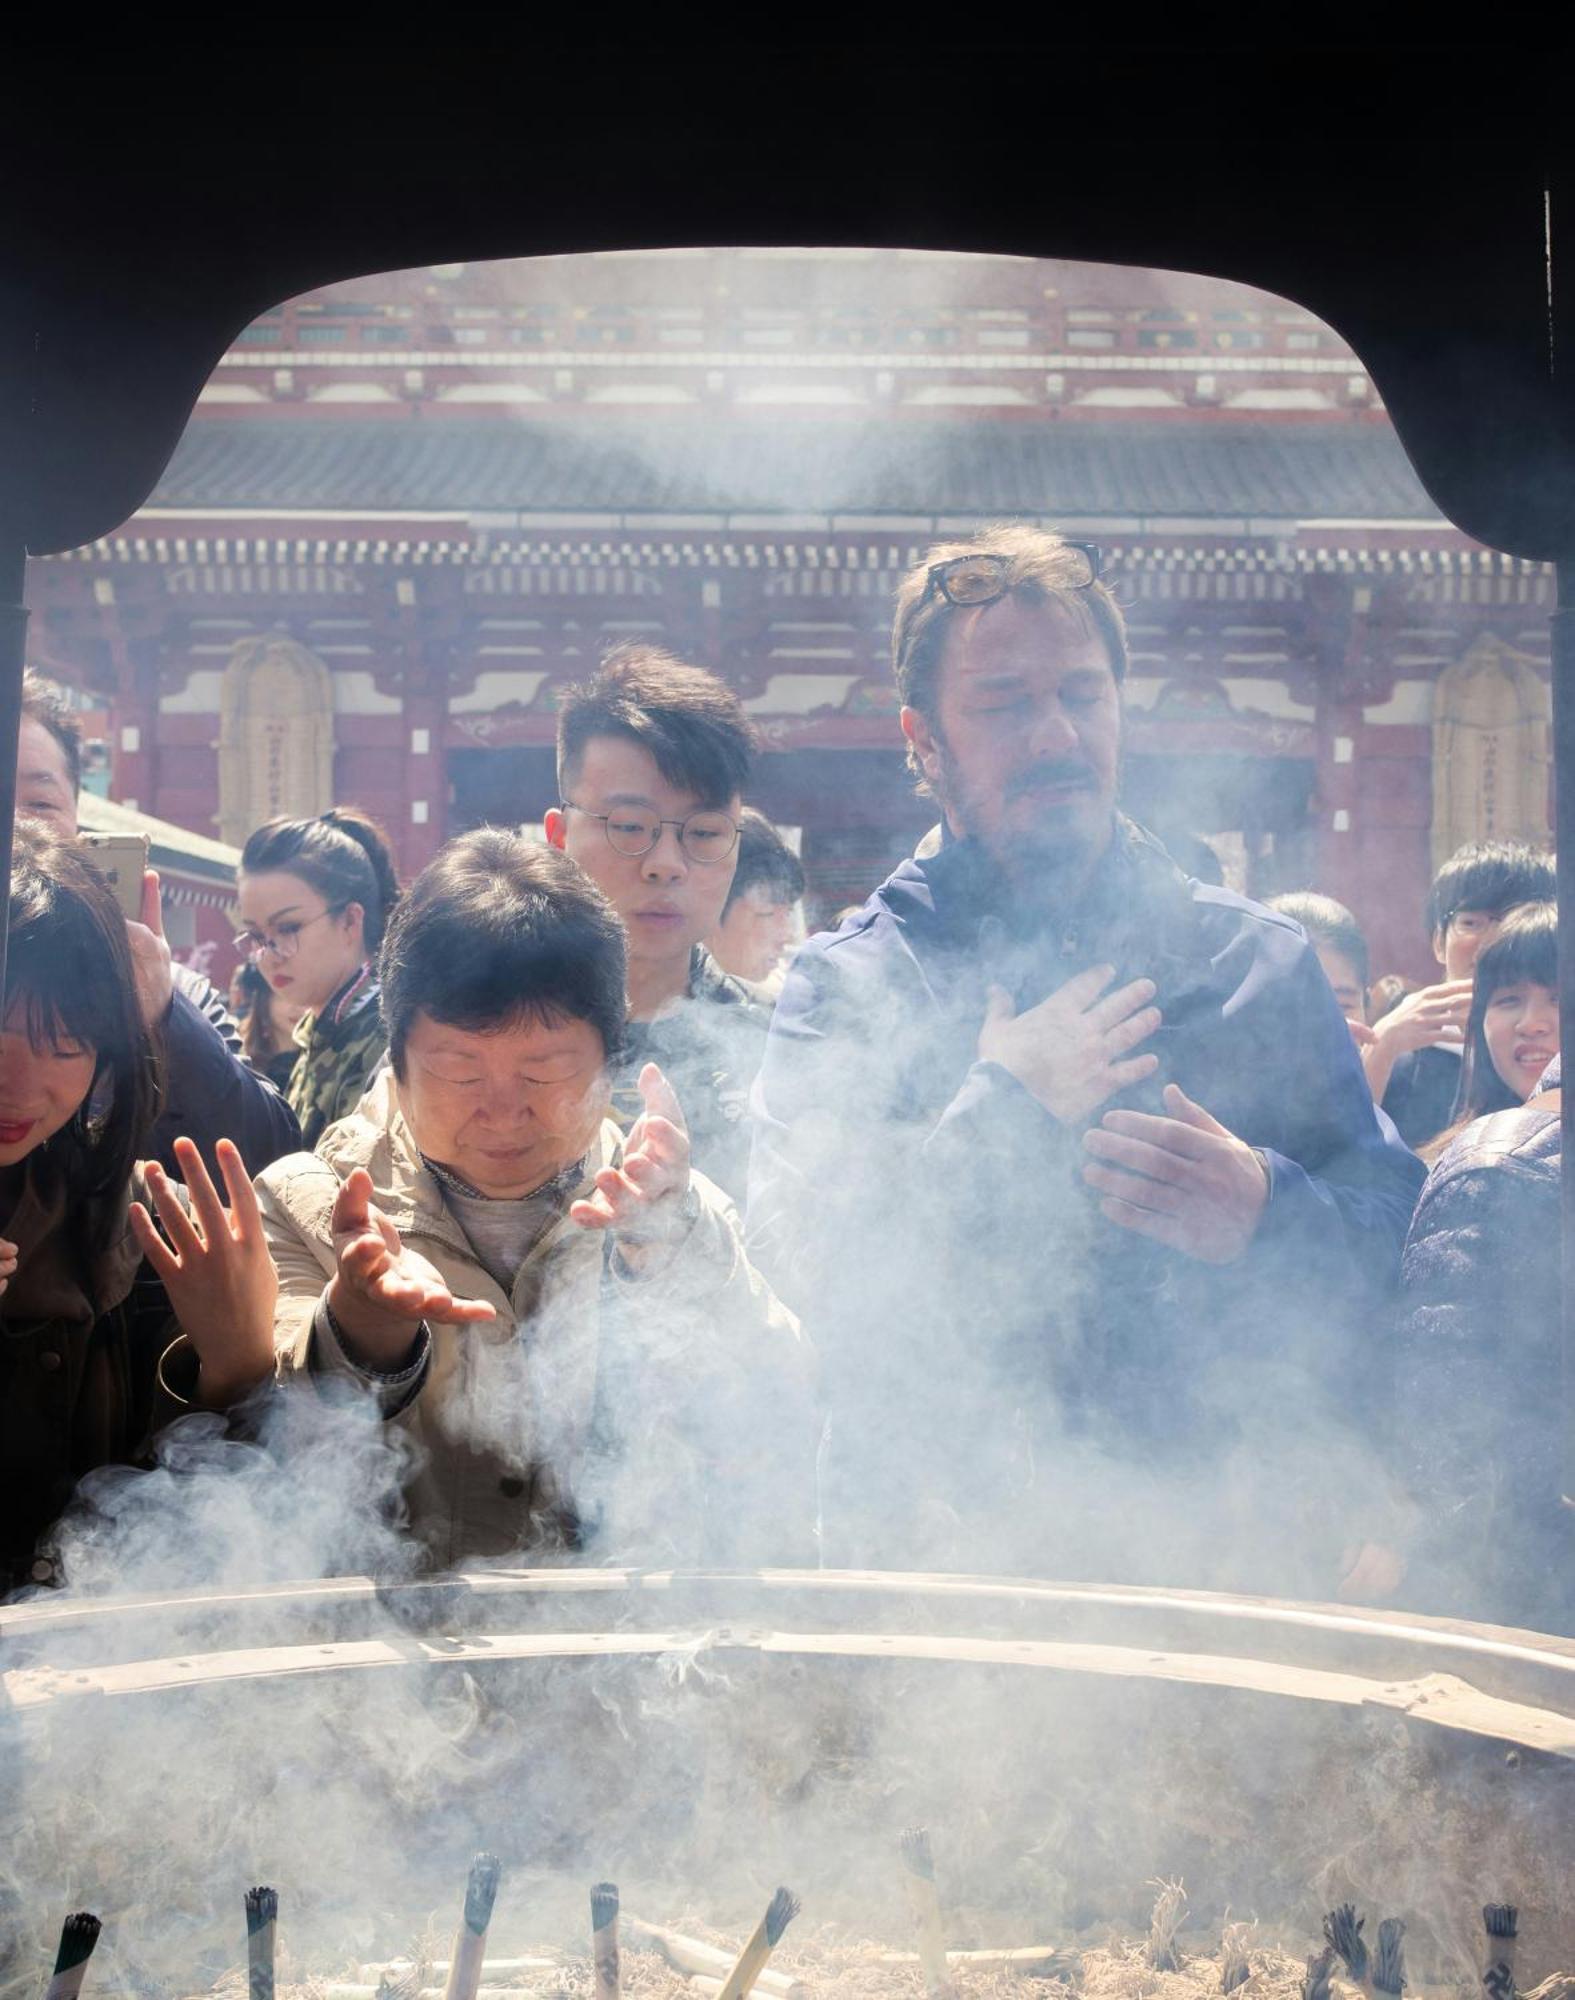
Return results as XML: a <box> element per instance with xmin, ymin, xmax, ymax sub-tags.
<box><xmin>1221</xmin><ymin>1921</ymin><xmax>1254</xmax><ymax>1994</ymax></box>
<box><xmin>714</xmin><ymin>1889</ymin><xmax>801</xmax><ymax>2000</ymax></box>
<box><xmin>443</xmin><ymin>1854</ymin><xmax>502</xmax><ymax>2000</ymax></box>
<box><xmin>591</xmin><ymin>1883</ymin><xmax>621</xmax><ymax>2000</ymax></box>
<box><xmin>1303</xmin><ymin>1944</ymin><xmax>1336</xmax><ymax>2000</ymax></box>
<box><xmin>1147</xmin><ymin>1879</ymin><xmax>1188</xmax><ymax>1974</ymax></box>
<box><xmin>44</xmin><ymin>1914</ymin><xmax>102</xmax><ymax>2000</ymax></box>
<box><xmin>900</xmin><ymin>1829</ymin><xmax>956</xmax><ymax>2000</ymax></box>
<box><xmin>246</xmin><ymin>1889</ymin><xmax>278</xmax><ymax>2000</ymax></box>
<box><xmin>1483</xmin><ymin>1907</ymin><xmax>1520</xmax><ymax>2000</ymax></box>
<box><xmin>1324</xmin><ymin>1906</ymin><xmax>1369</xmax><ymax>1991</ymax></box>
<box><xmin>1372</xmin><ymin>1920</ymin><xmax>1406</xmax><ymax>2000</ymax></box>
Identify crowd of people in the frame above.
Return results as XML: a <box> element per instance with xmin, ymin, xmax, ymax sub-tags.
<box><xmin>0</xmin><ymin>521</ymin><xmax>1566</xmax><ymax>1632</ymax></box>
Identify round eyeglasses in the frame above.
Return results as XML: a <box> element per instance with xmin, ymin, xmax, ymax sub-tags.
<box><xmin>232</xmin><ymin>905</ymin><xmax>345</xmax><ymax>962</ymax></box>
<box><xmin>560</xmin><ymin>802</ymin><xmax>740</xmax><ymax>864</ymax></box>
<box><xmin>925</xmin><ymin>543</ymin><xmax>1102</xmax><ymax>608</ymax></box>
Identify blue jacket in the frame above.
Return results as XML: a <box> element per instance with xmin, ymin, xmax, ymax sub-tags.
<box><xmin>749</xmin><ymin>821</ymin><xmax>1425</xmax><ymax>1571</ymax></box>
<box><xmin>1395</xmin><ymin>1081</ymin><xmax>1570</xmax><ymax>1632</ymax></box>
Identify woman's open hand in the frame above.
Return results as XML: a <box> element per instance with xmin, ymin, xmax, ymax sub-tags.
<box><xmin>131</xmin><ymin>1136</ymin><xmax>277</xmax><ymax>1409</ymax></box>
<box><xmin>326</xmin><ymin>1165</ymin><xmax>495</xmax><ymax>1370</ymax></box>
<box><xmin>571</xmin><ymin>1063</ymin><xmax>693</xmax><ymax>1275</ymax></box>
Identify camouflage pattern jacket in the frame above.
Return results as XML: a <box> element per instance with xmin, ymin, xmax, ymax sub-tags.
<box><xmin>286</xmin><ymin>965</ymin><xmax>386</xmax><ymax>1151</ymax></box>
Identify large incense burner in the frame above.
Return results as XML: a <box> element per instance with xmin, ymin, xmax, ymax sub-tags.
<box><xmin>3</xmin><ymin>1573</ymin><xmax>1573</xmax><ymax>1996</ymax></box>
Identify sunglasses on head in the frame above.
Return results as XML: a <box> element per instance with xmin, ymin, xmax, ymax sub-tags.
<box><xmin>921</xmin><ymin>543</ymin><xmax>1103</xmax><ymax>610</ymax></box>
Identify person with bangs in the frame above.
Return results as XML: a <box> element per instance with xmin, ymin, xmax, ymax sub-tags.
<box><xmin>0</xmin><ymin>827</ymin><xmax>282</xmax><ymax>1589</ymax></box>
<box><xmin>15</xmin><ymin>669</ymin><xmax>301</xmax><ymax>1180</ymax></box>
<box><xmin>1343</xmin><ymin>903</ymin><xmax>1569</xmax><ymax>1630</ymax></box>
<box><xmin>544</xmin><ymin>645</ymin><xmax>770</xmax><ymax>1203</ymax></box>
<box><xmin>1419</xmin><ymin>898</ymin><xmax>1560</xmax><ymax>1158</ymax></box>
<box><xmin>1365</xmin><ymin>838</ymin><xmax>1556</xmax><ymax>1148</ymax></box>
<box><xmin>750</xmin><ymin>522</ymin><xmax>1425</xmax><ymax>1583</ymax></box>
<box><xmin>707</xmin><ymin>809</ymin><xmax>806</xmax><ymax>993</ymax></box>
<box><xmin>249</xmin><ymin>828</ymin><xmax>811</xmax><ymax>1570</ymax></box>
<box><xmin>235</xmin><ymin>808</ymin><xmax>402</xmax><ymax>1149</ymax></box>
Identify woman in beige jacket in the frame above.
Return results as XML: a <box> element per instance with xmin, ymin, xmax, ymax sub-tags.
<box><xmin>253</xmin><ymin>829</ymin><xmax>812</xmax><ymax>1570</ymax></box>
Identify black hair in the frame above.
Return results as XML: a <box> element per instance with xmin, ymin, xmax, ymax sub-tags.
<box><xmin>240</xmin><ymin>807</ymin><xmax>401</xmax><ymax>955</ymax></box>
<box><xmin>379</xmin><ymin>829</ymin><xmax>628</xmax><ymax>1078</ymax></box>
<box><xmin>721</xmin><ymin>808</ymin><xmax>806</xmax><ymax>920</ymax></box>
<box><xmin>556</xmin><ymin>642</ymin><xmax>756</xmax><ymax>808</ymax></box>
<box><xmin>1453</xmin><ymin>900</ymin><xmax>1558</xmax><ymax>1124</ymax></box>
<box><xmin>4</xmin><ymin>825</ymin><xmax>160</xmax><ymax>1281</ymax></box>
<box><xmin>235</xmin><ymin>960</ymin><xmax>292</xmax><ymax>1067</ymax></box>
<box><xmin>1425</xmin><ymin>839</ymin><xmax>1555</xmax><ymax>941</ymax></box>
<box><xmin>20</xmin><ymin>669</ymin><xmax>84</xmax><ymax>794</ymax></box>
<box><xmin>1267</xmin><ymin>891</ymin><xmax>1370</xmax><ymax>992</ymax></box>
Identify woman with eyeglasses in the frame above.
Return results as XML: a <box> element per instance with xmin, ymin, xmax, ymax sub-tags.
<box><xmin>236</xmin><ymin>809</ymin><xmax>401</xmax><ymax>1149</ymax></box>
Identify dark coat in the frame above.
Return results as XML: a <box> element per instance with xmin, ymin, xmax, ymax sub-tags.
<box><xmin>749</xmin><ymin>821</ymin><xmax>1426</xmax><ymax>1577</ymax></box>
<box><xmin>0</xmin><ymin>1151</ymin><xmax>179</xmax><ymax>1590</ymax></box>
<box><xmin>1395</xmin><ymin>1094</ymin><xmax>1570</xmax><ymax>1633</ymax></box>
<box><xmin>1380</xmin><ymin>1044</ymin><xmax>1463</xmax><ymax>1150</ymax></box>
<box><xmin>161</xmin><ymin>965</ymin><xmax>301</xmax><ymax>1178</ymax></box>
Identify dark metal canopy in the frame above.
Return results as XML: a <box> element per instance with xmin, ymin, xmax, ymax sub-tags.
<box><xmin>0</xmin><ymin>45</ymin><xmax>1571</xmax><ymax>1483</ymax></box>
<box><xmin>0</xmin><ymin>49</ymin><xmax>1566</xmax><ymax>563</ymax></box>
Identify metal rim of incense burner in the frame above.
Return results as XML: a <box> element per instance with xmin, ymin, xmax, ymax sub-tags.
<box><xmin>3</xmin><ymin>1568</ymin><xmax>1574</xmax><ymax>1762</ymax></box>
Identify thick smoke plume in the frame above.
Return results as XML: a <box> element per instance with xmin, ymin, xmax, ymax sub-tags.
<box><xmin>2</xmin><ymin>251</ymin><xmax>1571</xmax><ymax>1994</ymax></box>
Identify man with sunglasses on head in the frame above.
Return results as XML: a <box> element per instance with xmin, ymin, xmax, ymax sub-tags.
<box><xmin>749</xmin><ymin>524</ymin><xmax>1424</xmax><ymax>1586</ymax></box>
<box><xmin>545</xmin><ymin>646</ymin><xmax>769</xmax><ymax>1203</ymax></box>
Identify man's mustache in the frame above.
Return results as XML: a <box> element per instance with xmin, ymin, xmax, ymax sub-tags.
<box><xmin>1007</xmin><ymin>763</ymin><xmax>1097</xmax><ymax>802</ymax></box>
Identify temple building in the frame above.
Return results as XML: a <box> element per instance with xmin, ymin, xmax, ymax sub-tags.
<box><xmin>26</xmin><ymin>249</ymin><xmax>1553</xmax><ymax>979</ymax></box>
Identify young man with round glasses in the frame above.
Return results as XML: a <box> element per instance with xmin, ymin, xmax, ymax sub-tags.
<box><xmin>749</xmin><ymin>523</ymin><xmax>1426</xmax><ymax>1591</ymax></box>
<box><xmin>545</xmin><ymin>644</ymin><xmax>769</xmax><ymax>1201</ymax></box>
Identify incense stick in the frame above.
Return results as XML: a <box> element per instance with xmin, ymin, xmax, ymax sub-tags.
<box><xmin>326</xmin><ymin>1988</ymin><xmax>537</xmax><ymax>2000</ymax></box>
<box><xmin>592</xmin><ymin>1883</ymin><xmax>621</xmax><ymax>2000</ymax></box>
<box><xmin>900</xmin><ymin>1829</ymin><xmax>956</xmax><ymax>2000</ymax></box>
<box><xmin>359</xmin><ymin>1963</ymin><xmax>559</xmax><ymax>1985</ymax></box>
<box><xmin>623</xmin><ymin>1917</ymin><xmax>800</xmax><ymax>1995</ymax></box>
<box><xmin>443</xmin><ymin>1854</ymin><xmax>501</xmax><ymax>2000</ymax></box>
<box><xmin>714</xmin><ymin>1889</ymin><xmax>801</xmax><ymax>2000</ymax></box>
<box><xmin>1483</xmin><ymin>1907</ymin><xmax>1519</xmax><ymax>2000</ymax></box>
<box><xmin>687</xmin><ymin>1977</ymin><xmax>811</xmax><ymax>2000</ymax></box>
<box><xmin>1373</xmin><ymin>1920</ymin><xmax>1406</xmax><ymax>1999</ymax></box>
<box><xmin>245</xmin><ymin>1889</ymin><xmax>277</xmax><ymax>2000</ymax></box>
<box><xmin>44</xmin><ymin>1914</ymin><xmax>102</xmax><ymax>2000</ymax></box>
<box><xmin>871</xmin><ymin>1947</ymin><xmax>1077</xmax><ymax>1976</ymax></box>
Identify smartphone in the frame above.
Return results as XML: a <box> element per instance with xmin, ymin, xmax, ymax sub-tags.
<box><xmin>75</xmin><ymin>832</ymin><xmax>150</xmax><ymax>919</ymax></box>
